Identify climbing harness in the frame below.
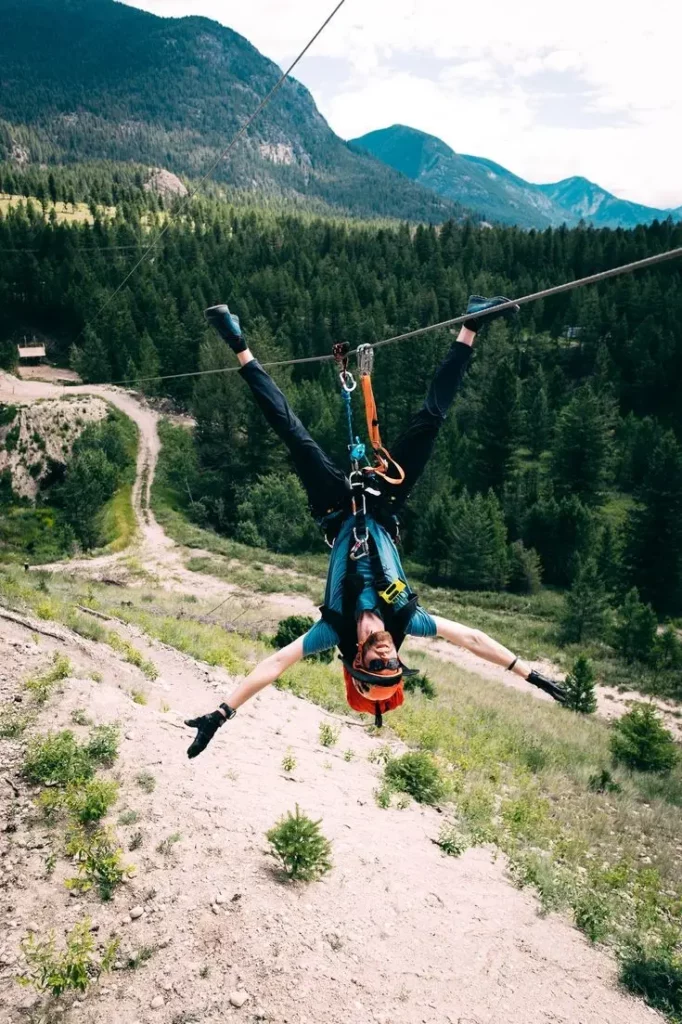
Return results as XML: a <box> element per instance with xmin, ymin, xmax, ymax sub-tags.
<box><xmin>332</xmin><ymin>339</ymin><xmax>408</xmax><ymax>558</ymax></box>
<box><xmin>333</xmin><ymin>343</ymin><xmax>370</xmax><ymax>561</ymax></box>
<box><xmin>356</xmin><ymin>344</ymin><xmax>405</xmax><ymax>486</ymax></box>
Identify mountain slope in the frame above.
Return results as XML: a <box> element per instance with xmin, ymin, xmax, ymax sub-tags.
<box><xmin>352</xmin><ymin>125</ymin><xmax>680</xmax><ymax>229</ymax></box>
<box><xmin>535</xmin><ymin>177</ymin><xmax>676</xmax><ymax>230</ymax></box>
<box><xmin>349</xmin><ymin>125</ymin><xmax>563</xmax><ymax>228</ymax></box>
<box><xmin>0</xmin><ymin>0</ymin><xmax>460</xmax><ymax>223</ymax></box>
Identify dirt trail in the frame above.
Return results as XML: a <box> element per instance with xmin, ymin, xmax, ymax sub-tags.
<box><xmin>0</xmin><ymin>610</ymin><xmax>663</xmax><ymax>1024</ymax></box>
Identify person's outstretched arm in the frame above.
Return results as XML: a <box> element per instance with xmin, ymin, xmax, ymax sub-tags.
<box><xmin>184</xmin><ymin>637</ymin><xmax>305</xmax><ymax>758</ymax></box>
<box><xmin>432</xmin><ymin>615</ymin><xmax>566</xmax><ymax>703</ymax></box>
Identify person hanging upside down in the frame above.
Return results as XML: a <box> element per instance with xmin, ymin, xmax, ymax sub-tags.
<box><xmin>185</xmin><ymin>298</ymin><xmax>567</xmax><ymax>758</ymax></box>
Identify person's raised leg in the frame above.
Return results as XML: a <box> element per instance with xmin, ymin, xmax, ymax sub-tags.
<box><xmin>389</xmin><ymin>296</ymin><xmax>518</xmax><ymax>507</ymax></box>
<box><xmin>205</xmin><ymin>304</ymin><xmax>349</xmax><ymax>518</ymax></box>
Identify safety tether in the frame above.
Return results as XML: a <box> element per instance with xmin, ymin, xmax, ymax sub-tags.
<box><xmin>356</xmin><ymin>344</ymin><xmax>405</xmax><ymax>485</ymax></box>
<box><xmin>333</xmin><ymin>343</ymin><xmax>370</xmax><ymax>561</ymax></box>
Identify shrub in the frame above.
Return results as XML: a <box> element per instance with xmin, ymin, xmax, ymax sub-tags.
<box><xmin>610</xmin><ymin>704</ymin><xmax>678</xmax><ymax>774</ymax></box>
<box><xmin>17</xmin><ymin>919</ymin><xmax>118</xmax><ymax>997</ymax></box>
<box><xmin>118</xmin><ymin>809</ymin><xmax>139</xmax><ymax>825</ymax></box>
<box><xmin>67</xmin><ymin>779</ymin><xmax>119</xmax><ymax>824</ymax></box>
<box><xmin>384</xmin><ymin>751</ymin><xmax>445</xmax><ymax>805</ymax></box>
<box><xmin>403</xmin><ymin>673</ymin><xmax>436</xmax><ymax>699</ymax></box>
<box><xmin>318</xmin><ymin>722</ymin><xmax>340</xmax><ymax>747</ymax></box>
<box><xmin>563</xmin><ymin>654</ymin><xmax>597</xmax><ymax>714</ymax></box>
<box><xmin>135</xmin><ymin>770</ymin><xmax>156</xmax><ymax>793</ymax></box>
<box><xmin>620</xmin><ymin>944</ymin><xmax>682</xmax><ymax>1018</ymax></box>
<box><xmin>436</xmin><ymin>822</ymin><xmax>470</xmax><ymax>858</ymax></box>
<box><xmin>574</xmin><ymin>892</ymin><xmax>611</xmax><ymax>943</ymax></box>
<box><xmin>266</xmin><ymin>805</ymin><xmax>332</xmax><ymax>881</ymax></box>
<box><xmin>281</xmin><ymin>750</ymin><xmax>297</xmax><ymax>773</ymax></box>
<box><xmin>273</xmin><ymin>615</ymin><xmax>333</xmax><ymax>663</ymax></box>
<box><xmin>0</xmin><ymin>403</ymin><xmax>17</xmax><ymax>427</ymax></box>
<box><xmin>0</xmin><ymin>705</ymin><xmax>32</xmax><ymax>738</ymax></box>
<box><xmin>156</xmin><ymin>832</ymin><xmax>182</xmax><ymax>855</ymax></box>
<box><xmin>130</xmin><ymin>689</ymin><xmax>147</xmax><ymax>705</ymax></box>
<box><xmin>614</xmin><ymin>588</ymin><xmax>658</xmax><ymax>663</ymax></box>
<box><xmin>65</xmin><ymin>826</ymin><xmax>132</xmax><ymax>900</ymax></box>
<box><xmin>22</xmin><ymin>731</ymin><xmax>94</xmax><ymax>786</ymax></box>
<box><xmin>588</xmin><ymin>769</ymin><xmax>622</xmax><ymax>794</ymax></box>
<box><xmin>5</xmin><ymin>424</ymin><xmax>20</xmax><ymax>452</ymax></box>
<box><xmin>85</xmin><ymin>724</ymin><xmax>119</xmax><ymax>767</ymax></box>
<box><xmin>24</xmin><ymin>653</ymin><xmax>71</xmax><ymax>704</ymax></box>
<box><xmin>373</xmin><ymin>783</ymin><xmax>394</xmax><ymax>809</ymax></box>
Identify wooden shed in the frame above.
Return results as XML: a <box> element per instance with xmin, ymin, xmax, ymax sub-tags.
<box><xmin>17</xmin><ymin>344</ymin><xmax>46</xmax><ymax>365</ymax></box>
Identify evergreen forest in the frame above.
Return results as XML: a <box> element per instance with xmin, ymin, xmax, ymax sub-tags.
<box><xmin>1</xmin><ymin>170</ymin><xmax>682</xmax><ymax>670</ymax></box>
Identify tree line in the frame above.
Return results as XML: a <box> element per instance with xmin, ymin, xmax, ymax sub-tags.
<box><xmin>1</xmin><ymin>186</ymin><xmax>681</xmax><ymax>626</ymax></box>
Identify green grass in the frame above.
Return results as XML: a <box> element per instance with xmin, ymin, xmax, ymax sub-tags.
<box><xmin>275</xmin><ymin>644</ymin><xmax>682</xmax><ymax>966</ymax></box>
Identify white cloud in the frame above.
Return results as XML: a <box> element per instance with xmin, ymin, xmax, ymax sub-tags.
<box><xmin>122</xmin><ymin>0</ymin><xmax>682</xmax><ymax>208</ymax></box>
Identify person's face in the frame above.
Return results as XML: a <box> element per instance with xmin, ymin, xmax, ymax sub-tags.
<box><xmin>362</xmin><ymin>630</ymin><xmax>398</xmax><ymax>669</ymax></box>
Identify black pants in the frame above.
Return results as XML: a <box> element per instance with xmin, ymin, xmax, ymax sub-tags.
<box><xmin>239</xmin><ymin>341</ymin><xmax>473</xmax><ymax>519</ymax></box>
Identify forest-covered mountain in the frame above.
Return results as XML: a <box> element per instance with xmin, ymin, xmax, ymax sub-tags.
<box><xmin>351</xmin><ymin>125</ymin><xmax>681</xmax><ymax>230</ymax></box>
<box><xmin>0</xmin><ymin>0</ymin><xmax>461</xmax><ymax>223</ymax></box>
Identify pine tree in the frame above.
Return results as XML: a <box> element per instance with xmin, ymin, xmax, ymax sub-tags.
<box><xmin>449</xmin><ymin>490</ymin><xmax>509</xmax><ymax>591</ymax></box>
<box><xmin>614</xmin><ymin>588</ymin><xmax>658</xmax><ymax>664</ymax></box>
<box><xmin>476</xmin><ymin>355</ymin><xmax>520</xmax><ymax>494</ymax></box>
<box><xmin>625</xmin><ymin>433</ymin><xmax>682</xmax><ymax>616</ymax></box>
<box><xmin>551</xmin><ymin>387</ymin><xmax>614</xmax><ymax>506</ymax></box>
<box><xmin>559</xmin><ymin>556</ymin><xmax>608</xmax><ymax>644</ymax></box>
<box><xmin>563</xmin><ymin>654</ymin><xmax>597</xmax><ymax>714</ymax></box>
<box><xmin>73</xmin><ymin>328</ymin><xmax>112</xmax><ymax>384</ymax></box>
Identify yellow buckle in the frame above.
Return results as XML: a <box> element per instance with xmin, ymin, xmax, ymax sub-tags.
<box><xmin>379</xmin><ymin>579</ymin><xmax>406</xmax><ymax>605</ymax></box>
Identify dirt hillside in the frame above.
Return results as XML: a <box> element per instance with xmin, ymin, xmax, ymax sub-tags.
<box><xmin>0</xmin><ymin>395</ymin><xmax>109</xmax><ymax>499</ymax></box>
<box><xmin>0</xmin><ymin>609</ymin><xmax>662</xmax><ymax>1024</ymax></box>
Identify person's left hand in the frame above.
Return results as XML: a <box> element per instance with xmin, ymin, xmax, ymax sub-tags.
<box><xmin>184</xmin><ymin>708</ymin><xmax>227</xmax><ymax>758</ymax></box>
<box><xmin>526</xmin><ymin>669</ymin><xmax>567</xmax><ymax>704</ymax></box>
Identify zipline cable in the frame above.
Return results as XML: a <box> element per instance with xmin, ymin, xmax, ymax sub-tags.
<box><xmin>102</xmin><ymin>244</ymin><xmax>682</xmax><ymax>388</ymax></box>
<box><xmin>73</xmin><ymin>0</ymin><xmax>348</xmax><ymax>345</ymax></box>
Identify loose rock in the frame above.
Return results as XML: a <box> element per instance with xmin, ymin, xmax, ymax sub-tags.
<box><xmin>129</xmin><ymin>906</ymin><xmax>144</xmax><ymax>920</ymax></box>
<box><xmin>230</xmin><ymin>990</ymin><xmax>250</xmax><ymax>1009</ymax></box>
<box><xmin>150</xmin><ymin>995</ymin><xmax>165</xmax><ymax>1009</ymax></box>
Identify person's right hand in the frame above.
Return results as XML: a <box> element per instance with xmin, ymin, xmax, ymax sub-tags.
<box><xmin>464</xmin><ymin>295</ymin><xmax>519</xmax><ymax>332</ymax></box>
<box><xmin>185</xmin><ymin>708</ymin><xmax>227</xmax><ymax>759</ymax></box>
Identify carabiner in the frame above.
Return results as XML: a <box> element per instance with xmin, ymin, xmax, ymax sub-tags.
<box><xmin>340</xmin><ymin>370</ymin><xmax>356</xmax><ymax>393</ymax></box>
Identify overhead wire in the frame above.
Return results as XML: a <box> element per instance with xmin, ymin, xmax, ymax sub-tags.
<box><xmin>102</xmin><ymin>244</ymin><xmax>682</xmax><ymax>389</ymax></box>
<box><xmin>72</xmin><ymin>0</ymin><xmax>348</xmax><ymax>345</ymax></box>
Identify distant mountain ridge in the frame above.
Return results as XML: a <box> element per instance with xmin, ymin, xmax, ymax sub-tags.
<box><xmin>0</xmin><ymin>0</ymin><xmax>461</xmax><ymax>224</ymax></box>
<box><xmin>351</xmin><ymin>125</ymin><xmax>681</xmax><ymax>230</ymax></box>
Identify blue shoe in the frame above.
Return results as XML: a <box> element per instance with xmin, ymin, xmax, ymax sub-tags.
<box><xmin>464</xmin><ymin>295</ymin><xmax>519</xmax><ymax>333</ymax></box>
<box><xmin>205</xmin><ymin>304</ymin><xmax>247</xmax><ymax>353</ymax></box>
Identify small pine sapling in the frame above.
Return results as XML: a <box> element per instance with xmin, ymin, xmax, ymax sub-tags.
<box><xmin>266</xmin><ymin>805</ymin><xmax>332</xmax><ymax>882</ymax></box>
<box><xmin>563</xmin><ymin>654</ymin><xmax>597</xmax><ymax>714</ymax></box>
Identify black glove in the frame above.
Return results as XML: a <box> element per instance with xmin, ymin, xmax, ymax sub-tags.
<box><xmin>185</xmin><ymin>708</ymin><xmax>228</xmax><ymax>759</ymax></box>
<box><xmin>464</xmin><ymin>295</ymin><xmax>519</xmax><ymax>333</ymax></box>
<box><xmin>527</xmin><ymin>669</ymin><xmax>567</xmax><ymax>705</ymax></box>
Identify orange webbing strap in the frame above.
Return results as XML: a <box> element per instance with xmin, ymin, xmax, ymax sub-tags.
<box><xmin>359</xmin><ymin>373</ymin><xmax>405</xmax><ymax>485</ymax></box>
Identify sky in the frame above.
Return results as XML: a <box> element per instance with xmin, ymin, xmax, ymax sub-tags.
<box><xmin>123</xmin><ymin>0</ymin><xmax>681</xmax><ymax>210</ymax></box>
